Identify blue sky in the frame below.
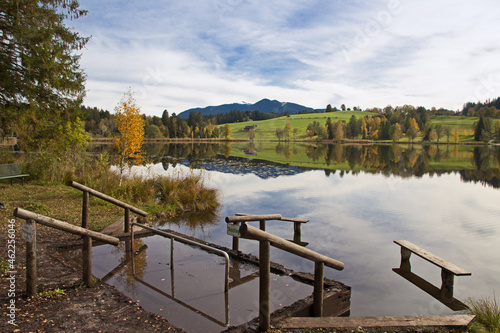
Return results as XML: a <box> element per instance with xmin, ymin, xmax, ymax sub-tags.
<box><xmin>72</xmin><ymin>0</ymin><xmax>500</xmax><ymax>116</ymax></box>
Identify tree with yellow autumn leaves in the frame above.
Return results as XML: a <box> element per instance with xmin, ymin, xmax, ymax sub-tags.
<box><xmin>114</xmin><ymin>90</ymin><xmax>145</xmax><ymax>182</ymax></box>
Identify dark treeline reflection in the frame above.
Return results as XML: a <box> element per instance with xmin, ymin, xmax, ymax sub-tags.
<box><xmin>94</xmin><ymin>142</ymin><xmax>500</xmax><ymax>189</ymax></box>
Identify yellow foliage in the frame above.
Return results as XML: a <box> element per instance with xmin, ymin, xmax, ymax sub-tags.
<box><xmin>114</xmin><ymin>90</ymin><xmax>145</xmax><ymax>174</ymax></box>
<box><xmin>410</xmin><ymin>118</ymin><xmax>420</xmax><ymax>132</ymax></box>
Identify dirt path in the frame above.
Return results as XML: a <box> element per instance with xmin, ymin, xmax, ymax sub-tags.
<box><xmin>0</xmin><ymin>221</ymin><xmax>185</xmax><ymax>332</ymax></box>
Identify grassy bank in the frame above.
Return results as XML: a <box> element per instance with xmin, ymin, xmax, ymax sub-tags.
<box><xmin>0</xmin><ymin>182</ymin><xmax>123</xmax><ymax>231</ymax></box>
<box><xmin>0</xmin><ymin>149</ymin><xmax>220</xmax><ymax>231</ymax></box>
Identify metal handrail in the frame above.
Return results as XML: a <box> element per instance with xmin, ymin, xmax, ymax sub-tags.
<box><xmin>131</xmin><ymin>222</ymin><xmax>230</xmax><ymax>293</ymax></box>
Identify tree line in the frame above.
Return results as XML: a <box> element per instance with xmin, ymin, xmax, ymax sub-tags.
<box><xmin>83</xmin><ymin>100</ymin><xmax>499</xmax><ymax>143</ymax></box>
<box><xmin>82</xmin><ymin>107</ymin><xmax>290</xmax><ymax>139</ymax></box>
<box><xmin>297</xmin><ymin>106</ymin><xmax>500</xmax><ymax>143</ymax></box>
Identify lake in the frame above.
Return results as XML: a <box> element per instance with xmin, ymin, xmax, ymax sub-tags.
<box><xmin>117</xmin><ymin>142</ymin><xmax>500</xmax><ymax>317</ymax></box>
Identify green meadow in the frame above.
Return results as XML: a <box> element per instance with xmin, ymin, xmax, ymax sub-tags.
<box><xmin>227</xmin><ymin>111</ymin><xmax>480</xmax><ymax>142</ymax></box>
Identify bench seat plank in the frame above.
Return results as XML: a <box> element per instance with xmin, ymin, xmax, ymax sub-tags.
<box><xmin>0</xmin><ymin>174</ymin><xmax>30</xmax><ymax>180</ymax></box>
<box><xmin>394</xmin><ymin>240</ymin><xmax>470</xmax><ymax>276</ymax></box>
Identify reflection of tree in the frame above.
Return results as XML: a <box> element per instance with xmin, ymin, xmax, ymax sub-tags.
<box><xmin>223</xmin><ymin>143</ymin><xmax>231</xmax><ymax>158</ymax></box>
<box><xmin>140</xmin><ymin>142</ymin><xmax>500</xmax><ymax>189</ymax></box>
<box><xmin>155</xmin><ymin>207</ymin><xmax>220</xmax><ymax>240</ymax></box>
<box><xmin>473</xmin><ymin>147</ymin><xmax>490</xmax><ymax>171</ymax></box>
<box><xmin>110</xmin><ymin>238</ymin><xmax>147</xmax><ymax>297</ymax></box>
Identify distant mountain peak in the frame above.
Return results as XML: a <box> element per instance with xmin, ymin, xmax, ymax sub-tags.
<box><xmin>178</xmin><ymin>98</ymin><xmax>315</xmax><ymax>118</ymax></box>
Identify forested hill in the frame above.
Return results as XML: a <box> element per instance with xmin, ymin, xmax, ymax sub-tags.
<box><xmin>178</xmin><ymin>98</ymin><xmax>316</xmax><ymax>118</ymax></box>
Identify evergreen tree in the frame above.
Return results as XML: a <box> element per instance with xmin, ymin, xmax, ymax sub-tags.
<box><xmin>161</xmin><ymin>110</ymin><xmax>169</xmax><ymax>126</ymax></box>
<box><xmin>348</xmin><ymin>115</ymin><xmax>360</xmax><ymax>138</ymax></box>
<box><xmin>474</xmin><ymin>116</ymin><xmax>491</xmax><ymax>141</ymax></box>
<box><xmin>0</xmin><ymin>0</ymin><xmax>89</xmax><ymax>149</ymax></box>
<box><xmin>326</xmin><ymin>117</ymin><xmax>334</xmax><ymax>140</ymax></box>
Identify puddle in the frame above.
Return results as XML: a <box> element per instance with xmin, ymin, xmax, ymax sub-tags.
<box><xmin>61</xmin><ymin>234</ymin><xmax>313</xmax><ymax>332</ymax></box>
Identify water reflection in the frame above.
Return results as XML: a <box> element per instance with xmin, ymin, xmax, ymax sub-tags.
<box><xmin>62</xmin><ymin>234</ymin><xmax>314</xmax><ymax>332</ymax></box>
<box><xmin>89</xmin><ymin>142</ymin><xmax>500</xmax><ymax>317</ymax></box>
<box><xmin>129</xmin><ymin>142</ymin><xmax>500</xmax><ymax>188</ymax></box>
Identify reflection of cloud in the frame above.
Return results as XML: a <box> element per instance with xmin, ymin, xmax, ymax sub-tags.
<box><xmin>140</xmin><ymin>162</ymin><xmax>500</xmax><ymax>316</ymax></box>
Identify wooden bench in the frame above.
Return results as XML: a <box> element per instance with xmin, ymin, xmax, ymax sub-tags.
<box><xmin>0</xmin><ymin>163</ymin><xmax>30</xmax><ymax>185</ymax></box>
<box><xmin>394</xmin><ymin>240</ymin><xmax>471</xmax><ymax>298</ymax></box>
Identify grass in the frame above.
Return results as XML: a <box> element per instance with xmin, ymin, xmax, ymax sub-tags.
<box><xmin>37</xmin><ymin>287</ymin><xmax>67</xmax><ymax>298</ymax></box>
<box><xmin>0</xmin><ymin>182</ymin><xmax>124</xmax><ymax>231</ymax></box>
<box><xmin>467</xmin><ymin>295</ymin><xmax>500</xmax><ymax>333</ymax></box>
<box><xmin>225</xmin><ymin>111</ymin><xmax>484</xmax><ymax>142</ymax></box>
<box><xmin>230</xmin><ymin>111</ymin><xmax>374</xmax><ymax>141</ymax></box>
<box><xmin>0</xmin><ymin>149</ymin><xmax>221</xmax><ymax>232</ymax></box>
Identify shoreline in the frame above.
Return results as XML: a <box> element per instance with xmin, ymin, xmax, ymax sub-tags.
<box><xmin>89</xmin><ymin>137</ymin><xmax>492</xmax><ymax>146</ymax></box>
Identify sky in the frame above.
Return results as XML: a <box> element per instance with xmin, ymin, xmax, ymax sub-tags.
<box><xmin>71</xmin><ymin>0</ymin><xmax>500</xmax><ymax>116</ymax></box>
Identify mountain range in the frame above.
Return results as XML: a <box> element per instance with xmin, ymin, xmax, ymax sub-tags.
<box><xmin>178</xmin><ymin>98</ymin><xmax>317</xmax><ymax>118</ymax></box>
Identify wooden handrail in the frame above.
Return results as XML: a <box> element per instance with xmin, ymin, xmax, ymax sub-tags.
<box><xmin>239</xmin><ymin>223</ymin><xmax>344</xmax><ymax>271</ymax></box>
<box><xmin>14</xmin><ymin>208</ymin><xmax>119</xmax><ymax>245</ymax></box>
<box><xmin>229</xmin><ymin>219</ymin><xmax>345</xmax><ymax>330</ymax></box>
<box><xmin>68</xmin><ymin>181</ymin><xmax>147</xmax><ymax>216</ymax></box>
<box><xmin>226</xmin><ymin>214</ymin><xmax>282</xmax><ymax>223</ymax></box>
<box><xmin>13</xmin><ymin>207</ymin><xmax>120</xmax><ymax>294</ymax></box>
<box><xmin>235</xmin><ymin>213</ymin><xmax>309</xmax><ymax>223</ymax></box>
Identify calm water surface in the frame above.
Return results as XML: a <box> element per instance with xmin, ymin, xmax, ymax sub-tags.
<box><xmin>134</xmin><ymin>143</ymin><xmax>500</xmax><ymax>318</ymax></box>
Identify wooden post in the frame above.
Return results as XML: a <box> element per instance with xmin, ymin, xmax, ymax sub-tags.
<box><xmin>294</xmin><ymin>221</ymin><xmax>301</xmax><ymax>235</ymax></box>
<box><xmin>82</xmin><ymin>236</ymin><xmax>92</xmax><ymax>286</ymax></box>
<box><xmin>259</xmin><ymin>240</ymin><xmax>271</xmax><ymax>332</ymax></box>
<box><xmin>259</xmin><ymin>219</ymin><xmax>266</xmax><ymax>231</ymax></box>
<box><xmin>400</xmin><ymin>247</ymin><xmax>412</xmax><ymax>272</ymax></box>
<box><xmin>124</xmin><ymin>238</ymin><xmax>132</xmax><ymax>261</ymax></box>
<box><xmin>124</xmin><ymin>207</ymin><xmax>130</xmax><ymax>233</ymax></box>
<box><xmin>313</xmin><ymin>261</ymin><xmax>325</xmax><ymax>317</ymax></box>
<box><xmin>441</xmin><ymin>269</ymin><xmax>455</xmax><ymax>299</ymax></box>
<box><xmin>170</xmin><ymin>237</ymin><xmax>175</xmax><ymax>297</ymax></box>
<box><xmin>232</xmin><ymin>222</ymin><xmax>240</xmax><ymax>251</ymax></box>
<box><xmin>82</xmin><ymin>190</ymin><xmax>89</xmax><ymax>229</ymax></box>
<box><xmin>25</xmin><ymin>219</ymin><xmax>37</xmax><ymax>297</ymax></box>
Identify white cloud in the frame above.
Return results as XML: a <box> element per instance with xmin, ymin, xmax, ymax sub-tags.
<box><xmin>74</xmin><ymin>0</ymin><xmax>500</xmax><ymax>115</ymax></box>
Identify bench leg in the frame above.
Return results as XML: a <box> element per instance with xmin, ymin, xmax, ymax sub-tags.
<box><xmin>441</xmin><ymin>269</ymin><xmax>455</xmax><ymax>300</ymax></box>
<box><xmin>399</xmin><ymin>247</ymin><xmax>412</xmax><ymax>272</ymax></box>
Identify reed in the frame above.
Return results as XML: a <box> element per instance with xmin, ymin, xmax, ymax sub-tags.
<box><xmin>22</xmin><ymin>151</ymin><xmax>220</xmax><ymax>218</ymax></box>
<box><xmin>467</xmin><ymin>295</ymin><xmax>500</xmax><ymax>333</ymax></box>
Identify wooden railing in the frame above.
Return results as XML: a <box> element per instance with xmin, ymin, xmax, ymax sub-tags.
<box><xmin>13</xmin><ymin>208</ymin><xmax>119</xmax><ymax>296</ymax></box>
<box><xmin>229</xmin><ymin>213</ymin><xmax>310</xmax><ymax>250</ymax></box>
<box><xmin>226</xmin><ymin>214</ymin><xmax>344</xmax><ymax>332</ymax></box>
<box><xmin>68</xmin><ymin>181</ymin><xmax>147</xmax><ymax>233</ymax></box>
